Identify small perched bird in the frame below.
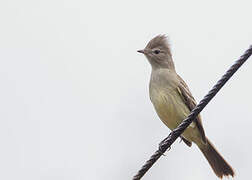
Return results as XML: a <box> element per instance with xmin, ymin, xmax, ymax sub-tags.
<box><xmin>137</xmin><ymin>35</ymin><xmax>234</xmax><ymax>178</ymax></box>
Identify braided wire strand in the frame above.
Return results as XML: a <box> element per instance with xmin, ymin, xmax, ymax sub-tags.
<box><xmin>133</xmin><ymin>45</ymin><xmax>252</xmax><ymax>180</ymax></box>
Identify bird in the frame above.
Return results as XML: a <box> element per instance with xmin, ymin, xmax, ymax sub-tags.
<box><xmin>137</xmin><ymin>35</ymin><xmax>234</xmax><ymax>178</ymax></box>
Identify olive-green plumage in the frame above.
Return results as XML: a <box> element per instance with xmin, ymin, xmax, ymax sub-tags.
<box><xmin>138</xmin><ymin>35</ymin><xmax>234</xmax><ymax>178</ymax></box>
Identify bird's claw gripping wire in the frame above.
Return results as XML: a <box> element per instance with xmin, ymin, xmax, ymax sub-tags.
<box><xmin>158</xmin><ymin>136</ymin><xmax>171</xmax><ymax>156</ymax></box>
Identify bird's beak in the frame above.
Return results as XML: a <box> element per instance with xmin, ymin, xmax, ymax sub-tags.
<box><xmin>137</xmin><ymin>49</ymin><xmax>145</xmax><ymax>54</ymax></box>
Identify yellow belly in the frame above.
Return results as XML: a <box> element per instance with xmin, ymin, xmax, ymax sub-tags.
<box><xmin>150</xmin><ymin>88</ymin><xmax>201</xmax><ymax>143</ymax></box>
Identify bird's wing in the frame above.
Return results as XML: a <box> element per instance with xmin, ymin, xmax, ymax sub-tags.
<box><xmin>176</xmin><ymin>75</ymin><xmax>206</xmax><ymax>143</ymax></box>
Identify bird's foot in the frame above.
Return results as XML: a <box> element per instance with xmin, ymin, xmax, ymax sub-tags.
<box><xmin>158</xmin><ymin>136</ymin><xmax>171</xmax><ymax>156</ymax></box>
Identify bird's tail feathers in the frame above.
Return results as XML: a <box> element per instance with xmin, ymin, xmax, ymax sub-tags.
<box><xmin>199</xmin><ymin>138</ymin><xmax>235</xmax><ymax>178</ymax></box>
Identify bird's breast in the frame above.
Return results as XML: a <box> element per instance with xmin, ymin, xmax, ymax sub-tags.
<box><xmin>150</xmin><ymin>87</ymin><xmax>187</xmax><ymax>130</ymax></box>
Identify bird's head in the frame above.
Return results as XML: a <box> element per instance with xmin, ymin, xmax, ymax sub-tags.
<box><xmin>138</xmin><ymin>35</ymin><xmax>174</xmax><ymax>70</ymax></box>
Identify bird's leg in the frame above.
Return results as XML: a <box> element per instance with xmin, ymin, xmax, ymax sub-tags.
<box><xmin>158</xmin><ymin>135</ymin><xmax>172</xmax><ymax>155</ymax></box>
<box><xmin>179</xmin><ymin>137</ymin><xmax>183</xmax><ymax>143</ymax></box>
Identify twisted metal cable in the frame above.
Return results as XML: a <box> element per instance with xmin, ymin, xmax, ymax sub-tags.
<box><xmin>133</xmin><ymin>45</ymin><xmax>252</xmax><ymax>180</ymax></box>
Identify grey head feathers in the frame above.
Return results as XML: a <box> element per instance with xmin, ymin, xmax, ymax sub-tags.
<box><xmin>146</xmin><ymin>35</ymin><xmax>172</xmax><ymax>57</ymax></box>
<box><xmin>138</xmin><ymin>35</ymin><xmax>175</xmax><ymax>70</ymax></box>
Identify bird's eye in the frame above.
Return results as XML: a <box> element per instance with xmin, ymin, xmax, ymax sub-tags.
<box><xmin>154</xmin><ymin>50</ymin><xmax>160</xmax><ymax>54</ymax></box>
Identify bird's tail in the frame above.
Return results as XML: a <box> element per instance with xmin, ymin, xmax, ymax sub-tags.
<box><xmin>199</xmin><ymin>138</ymin><xmax>235</xmax><ymax>178</ymax></box>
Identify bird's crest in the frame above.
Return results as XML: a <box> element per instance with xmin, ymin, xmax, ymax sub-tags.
<box><xmin>146</xmin><ymin>35</ymin><xmax>171</xmax><ymax>55</ymax></box>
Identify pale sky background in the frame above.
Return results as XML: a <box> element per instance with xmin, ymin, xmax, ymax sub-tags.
<box><xmin>0</xmin><ymin>0</ymin><xmax>252</xmax><ymax>180</ymax></box>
